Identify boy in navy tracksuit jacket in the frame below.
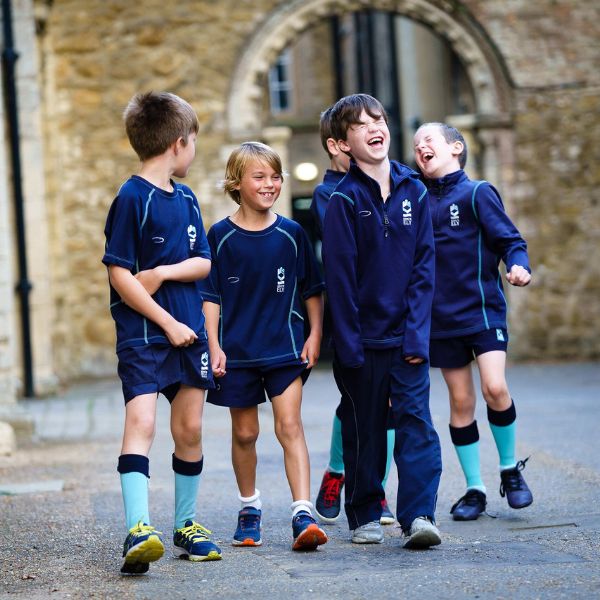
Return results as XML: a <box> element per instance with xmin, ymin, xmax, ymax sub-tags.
<box><xmin>414</xmin><ymin>122</ymin><xmax>533</xmax><ymax>522</ymax></box>
<box><xmin>322</xmin><ymin>94</ymin><xmax>442</xmax><ymax>549</ymax></box>
<box><xmin>311</xmin><ymin>106</ymin><xmax>397</xmax><ymax>527</ymax></box>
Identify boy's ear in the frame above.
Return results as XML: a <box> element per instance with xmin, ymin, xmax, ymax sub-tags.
<box><xmin>451</xmin><ymin>140</ymin><xmax>464</xmax><ymax>157</ymax></box>
<box><xmin>326</xmin><ymin>138</ymin><xmax>340</xmax><ymax>157</ymax></box>
<box><xmin>337</xmin><ymin>138</ymin><xmax>351</xmax><ymax>154</ymax></box>
<box><xmin>172</xmin><ymin>136</ymin><xmax>185</xmax><ymax>154</ymax></box>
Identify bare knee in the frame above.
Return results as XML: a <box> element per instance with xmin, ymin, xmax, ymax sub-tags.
<box><xmin>449</xmin><ymin>392</ymin><xmax>476</xmax><ymax>423</ymax></box>
<box><xmin>275</xmin><ymin>417</ymin><xmax>303</xmax><ymax>444</ymax></box>
<box><xmin>127</xmin><ymin>412</ymin><xmax>156</xmax><ymax>443</ymax></box>
<box><xmin>173</xmin><ymin>418</ymin><xmax>202</xmax><ymax>449</ymax></box>
<box><xmin>233</xmin><ymin>424</ymin><xmax>259</xmax><ymax>448</ymax></box>
<box><xmin>481</xmin><ymin>380</ymin><xmax>510</xmax><ymax>408</ymax></box>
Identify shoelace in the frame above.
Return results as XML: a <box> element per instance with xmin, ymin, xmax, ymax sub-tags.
<box><xmin>499</xmin><ymin>457</ymin><xmax>530</xmax><ymax>496</ymax></box>
<box><xmin>179</xmin><ymin>522</ymin><xmax>212</xmax><ymax>541</ymax></box>
<box><xmin>450</xmin><ymin>490</ymin><xmax>485</xmax><ymax>513</ymax></box>
<box><xmin>131</xmin><ymin>522</ymin><xmax>163</xmax><ymax>536</ymax></box>
<box><xmin>321</xmin><ymin>476</ymin><xmax>343</xmax><ymax>506</ymax></box>
<box><xmin>239</xmin><ymin>513</ymin><xmax>260</xmax><ymax>531</ymax></box>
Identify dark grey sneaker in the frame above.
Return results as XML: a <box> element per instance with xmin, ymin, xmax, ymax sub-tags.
<box><xmin>351</xmin><ymin>520</ymin><xmax>384</xmax><ymax>544</ymax></box>
<box><xmin>500</xmin><ymin>458</ymin><xmax>533</xmax><ymax>509</ymax></box>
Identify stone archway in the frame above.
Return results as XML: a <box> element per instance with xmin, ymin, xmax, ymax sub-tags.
<box><xmin>227</xmin><ymin>0</ymin><xmax>512</xmax><ymax>140</ymax></box>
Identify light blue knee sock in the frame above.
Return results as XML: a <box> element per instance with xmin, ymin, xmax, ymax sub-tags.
<box><xmin>328</xmin><ymin>414</ymin><xmax>345</xmax><ymax>473</ymax></box>
<box><xmin>488</xmin><ymin>402</ymin><xmax>517</xmax><ymax>470</ymax></box>
<box><xmin>454</xmin><ymin>442</ymin><xmax>486</xmax><ymax>491</ymax></box>
<box><xmin>120</xmin><ymin>472</ymin><xmax>150</xmax><ymax>530</ymax></box>
<box><xmin>174</xmin><ymin>472</ymin><xmax>201</xmax><ymax>529</ymax></box>
<box><xmin>381</xmin><ymin>428</ymin><xmax>395</xmax><ymax>490</ymax></box>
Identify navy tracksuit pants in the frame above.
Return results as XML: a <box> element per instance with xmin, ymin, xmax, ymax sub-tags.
<box><xmin>334</xmin><ymin>347</ymin><xmax>442</xmax><ymax>531</ymax></box>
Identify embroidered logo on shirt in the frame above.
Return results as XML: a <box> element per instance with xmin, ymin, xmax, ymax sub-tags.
<box><xmin>187</xmin><ymin>224</ymin><xmax>197</xmax><ymax>250</ymax></box>
<box><xmin>402</xmin><ymin>199</ymin><xmax>412</xmax><ymax>225</ymax></box>
<box><xmin>450</xmin><ymin>203</ymin><xmax>460</xmax><ymax>227</ymax></box>
<box><xmin>496</xmin><ymin>329</ymin><xmax>505</xmax><ymax>342</ymax></box>
<box><xmin>359</xmin><ymin>210</ymin><xmax>371</xmax><ymax>217</ymax></box>
<box><xmin>228</xmin><ymin>276</ymin><xmax>240</xmax><ymax>284</ymax></box>
<box><xmin>200</xmin><ymin>351</ymin><xmax>209</xmax><ymax>378</ymax></box>
<box><xmin>152</xmin><ymin>236</ymin><xmax>165</xmax><ymax>244</ymax></box>
<box><xmin>277</xmin><ymin>267</ymin><xmax>285</xmax><ymax>293</ymax></box>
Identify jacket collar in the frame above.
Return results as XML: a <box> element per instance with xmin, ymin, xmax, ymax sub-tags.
<box><xmin>424</xmin><ymin>169</ymin><xmax>467</xmax><ymax>193</ymax></box>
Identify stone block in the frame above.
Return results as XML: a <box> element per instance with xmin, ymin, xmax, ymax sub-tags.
<box><xmin>0</xmin><ymin>421</ymin><xmax>16</xmax><ymax>456</ymax></box>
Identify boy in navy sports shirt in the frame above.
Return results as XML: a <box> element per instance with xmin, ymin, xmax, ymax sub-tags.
<box><xmin>103</xmin><ymin>92</ymin><xmax>221</xmax><ymax>574</ymax></box>
<box><xmin>201</xmin><ymin>142</ymin><xmax>328</xmax><ymax>551</ymax></box>
<box><xmin>414</xmin><ymin>122</ymin><xmax>533</xmax><ymax>521</ymax></box>
<box><xmin>322</xmin><ymin>94</ymin><xmax>442</xmax><ymax>548</ymax></box>
<box><xmin>311</xmin><ymin>106</ymin><xmax>396</xmax><ymax>527</ymax></box>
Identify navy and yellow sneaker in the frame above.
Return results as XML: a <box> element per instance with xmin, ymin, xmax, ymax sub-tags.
<box><xmin>450</xmin><ymin>489</ymin><xmax>487</xmax><ymax>521</ymax></box>
<box><xmin>500</xmin><ymin>458</ymin><xmax>533</xmax><ymax>509</ymax></box>
<box><xmin>315</xmin><ymin>471</ymin><xmax>344</xmax><ymax>524</ymax></box>
<box><xmin>173</xmin><ymin>520</ymin><xmax>222</xmax><ymax>562</ymax></box>
<box><xmin>120</xmin><ymin>522</ymin><xmax>164</xmax><ymax>575</ymax></box>
<box><xmin>380</xmin><ymin>498</ymin><xmax>395</xmax><ymax>525</ymax></box>
<box><xmin>292</xmin><ymin>511</ymin><xmax>328</xmax><ymax>551</ymax></box>
<box><xmin>232</xmin><ymin>507</ymin><xmax>262</xmax><ymax>546</ymax></box>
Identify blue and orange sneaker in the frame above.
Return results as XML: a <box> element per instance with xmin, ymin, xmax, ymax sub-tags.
<box><xmin>232</xmin><ymin>507</ymin><xmax>262</xmax><ymax>546</ymax></box>
<box><xmin>120</xmin><ymin>522</ymin><xmax>164</xmax><ymax>575</ymax></box>
<box><xmin>292</xmin><ymin>511</ymin><xmax>328</xmax><ymax>551</ymax></box>
<box><xmin>173</xmin><ymin>520</ymin><xmax>222</xmax><ymax>562</ymax></box>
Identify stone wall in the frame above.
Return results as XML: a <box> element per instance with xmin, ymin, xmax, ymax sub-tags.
<box><xmin>19</xmin><ymin>0</ymin><xmax>600</xmax><ymax>385</ymax></box>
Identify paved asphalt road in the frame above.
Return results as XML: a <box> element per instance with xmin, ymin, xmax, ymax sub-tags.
<box><xmin>1</xmin><ymin>362</ymin><xmax>599</xmax><ymax>599</ymax></box>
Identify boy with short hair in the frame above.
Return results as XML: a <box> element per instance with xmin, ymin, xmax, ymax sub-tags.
<box><xmin>311</xmin><ymin>107</ymin><xmax>396</xmax><ymax>526</ymax></box>
<box><xmin>103</xmin><ymin>91</ymin><xmax>221</xmax><ymax>574</ymax></box>
<box><xmin>322</xmin><ymin>94</ymin><xmax>442</xmax><ymax>548</ymax></box>
<box><xmin>201</xmin><ymin>141</ymin><xmax>328</xmax><ymax>552</ymax></box>
<box><xmin>414</xmin><ymin>122</ymin><xmax>533</xmax><ymax>521</ymax></box>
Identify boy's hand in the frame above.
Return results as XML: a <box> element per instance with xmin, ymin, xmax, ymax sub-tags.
<box><xmin>164</xmin><ymin>320</ymin><xmax>198</xmax><ymax>347</ymax></box>
<box><xmin>209</xmin><ymin>343</ymin><xmax>227</xmax><ymax>377</ymax></box>
<box><xmin>301</xmin><ymin>333</ymin><xmax>321</xmax><ymax>368</ymax></box>
<box><xmin>404</xmin><ymin>355</ymin><xmax>424</xmax><ymax>365</ymax></box>
<box><xmin>506</xmin><ymin>265</ymin><xmax>531</xmax><ymax>287</ymax></box>
<box><xmin>135</xmin><ymin>266</ymin><xmax>165</xmax><ymax>295</ymax></box>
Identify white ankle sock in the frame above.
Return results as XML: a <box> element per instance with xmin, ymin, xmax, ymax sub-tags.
<box><xmin>238</xmin><ymin>489</ymin><xmax>262</xmax><ymax>510</ymax></box>
<box><xmin>290</xmin><ymin>500</ymin><xmax>313</xmax><ymax>517</ymax></box>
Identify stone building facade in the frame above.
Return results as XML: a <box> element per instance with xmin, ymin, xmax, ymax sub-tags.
<box><xmin>1</xmin><ymin>0</ymin><xmax>599</xmax><ymax>403</ymax></box>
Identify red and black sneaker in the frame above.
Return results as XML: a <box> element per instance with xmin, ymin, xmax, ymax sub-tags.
<box><xmin>315</xmin><ymin>470</ymin><xmax>344</xmax><ymax>524</ymax></box>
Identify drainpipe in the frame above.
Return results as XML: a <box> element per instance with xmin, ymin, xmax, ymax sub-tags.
<box><xmin>2</xmin><ymin>0</ymin><xmax>35</xmax><ymax>397</ymax></box>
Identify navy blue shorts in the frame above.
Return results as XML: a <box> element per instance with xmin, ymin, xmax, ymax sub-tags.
<box><xmin>117</xmin><ymin>340</ymin><xmax>215</xmax><ymax>404</ymax></box>
<box><xmin>429</xmin><ymin>328</ymin><xmax>508</xmax><ymax>369</ymax></box>
<box><xmin>207</xmin><ymin>359</ymin><xmax>310</xmax><ymax>408</ymax></box>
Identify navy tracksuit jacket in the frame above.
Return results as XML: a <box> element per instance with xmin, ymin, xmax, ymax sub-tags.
<box><xmin>322</xmin><ymin>160</ymin><xmax>441</xmax><ymax>531</ymax></box>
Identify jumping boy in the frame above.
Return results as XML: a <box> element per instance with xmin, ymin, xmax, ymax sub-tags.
<box><xmin>311</xmin><ymin>106</ymin><xmax>396</xmax><ymax>526</ymax></box>
<box><xmin>103</xmin><ymin>91</ymin><xmax>221</xmax><ymax>574</ymax></box>
<box><xmin>322</xmin><ymin>94</ymin><xmax>442</xmax><ymax>548</ymax></box>
<box><xmin>200</xmin><ymin>141</ymin><xmax>328</xmax><ymax>551</ymax></box>
<box><xmin>413</xmin><ymin>122</ymin><xmax>533</xmax><ymax>521</ymax></box>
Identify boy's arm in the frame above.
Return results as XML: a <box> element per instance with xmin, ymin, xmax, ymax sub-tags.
<box><xmin>301</xmin><ymin>293</ymin><xmax>324</xmax><ymax>368</ymax></box>
<box><xmin>403</xmin><ymin>186</ymin><xmax>435</xmax><ymax>362</ymax></box>
<box><xmin>108</xmin><ymin>265</ymin><xmax>197</xmax><ymax>347</ymax></box>
<box><xmin>203</xmin><ymin>300</ymin><xmax>226</xmax><ymax>377</ymax></box>
<box><xmin>476</xmin><ymin>184</ymin><xmax>531</xmax><ymax>286</ymax></box>
<box><xmin>322</xmin><ymin>191</ymin><xmax>363</xmax><ymax>368</ymax></box>
<box><xmin>135</xmin><ymin>257</ymin><xmax>211</xmax><ymax>295</ymax></box>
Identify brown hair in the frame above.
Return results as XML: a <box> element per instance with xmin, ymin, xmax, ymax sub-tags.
<box><xmin>319</xmin><ymin>106</ymin><xmax>335</xmax><ymax>158</ymax></box>
<box><xmin>330</xmin><ymin>94</ymin><xmax>388</xmax><ymax>142</ymax></box>
<box><xmin>123</xmin><ymin>91</ymin><xmax>199</xmax><ymax>161</ymax></box>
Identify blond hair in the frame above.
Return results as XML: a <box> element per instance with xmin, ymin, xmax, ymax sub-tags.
<box><xmin>223</xmin><ymin>142</ymin><xmax>284</xmax><ymax>205</ymax></box>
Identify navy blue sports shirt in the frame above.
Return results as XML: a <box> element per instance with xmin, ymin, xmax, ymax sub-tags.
<box><xmin>200</xmin><ymin>215</ymin><xmax>324</xmax><ymax>368</ymax></box>
<box><xmin>425</xmin><ymin>169</ymin><xmax>530</xmax><ymax>339</ymax></box>
<box><xmin>102</xmin><ymin>175</ymin><xmax>211</xmax><ymax>351</ymax></box>
<box><xmin>322</xmin><ymin>160</ymin><xmax>435</xmax><ymax>368</ymax></box>
<box><xmin>310</xmin><ymin>169</ymin><xmax>346</xmax><ymax>238</ymax></box>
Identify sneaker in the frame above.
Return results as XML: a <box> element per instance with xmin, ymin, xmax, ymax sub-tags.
<box><xmin>380</xmin><ymin>498</ymin><xmax>395</xmax><ymax>525</ymax></box>
<box><xmin>315</xmin><ymin>471</ymin><xmax>344</xmax><ymax>524</ymax></box>
<box><xmin>403</xmin><ymin>517</ymin><xmax>441</xmax><ymax>549</ymax></box>
<box><xmin>351</xmin><ymin>520</ymin><xmax>384</xmax><ymax>544</ymax></box>
<box><xmin>500</xmin><ymin>458</ymin><xmax>533</xmax><ymax>509</ymax></box>
<box><xmin>450</xmin><ymin>489</ymin><xmax>487</xmax><ymax>521</ymax></box>
<box><xmin>120</xmin><ymin>522</ymin><xmax>164</xmax><ymax>575</ymax></box>
<box><xmin>173</xmin><ymin>520</ymin><xmax>222</xmax><ymax>561</ymax></box>
<box><xmin>232</xmin><ymin>507</ymin><xmax>262</xmax><ymax>546</ymax></box>
<box><xmin>292</xmin><ymin>511</ymin><xmax>328</xmax><ymax>551</ymax></box>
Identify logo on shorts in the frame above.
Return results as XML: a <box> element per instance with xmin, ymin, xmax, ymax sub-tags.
<box><xmin>402</xmin><ymin>199</ymin><xmax>412</xmax><ymax>225</ymax></box>
<box><xmin>450</xmin><ymin>203</ymin><xmax>460</xmax><ymax>227</ymax></box>
<box><xmin>277</xmin><ymin>267</ymin><xmax>285</xmax><ymax>293</ymax></box>
<box><xmin>200</xmin><ymin>351</ymin><xmax>209</xmax><ymax>378</ymax></box>
<box><xmin>187</xmin><ymin>224</ymin><xmax>197</xmax><ymax>250</ymax></box>
<box><xmin>496</xmin><ymin>329</ymin><xmax>505</xmax><ymax>342</ymax></box>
